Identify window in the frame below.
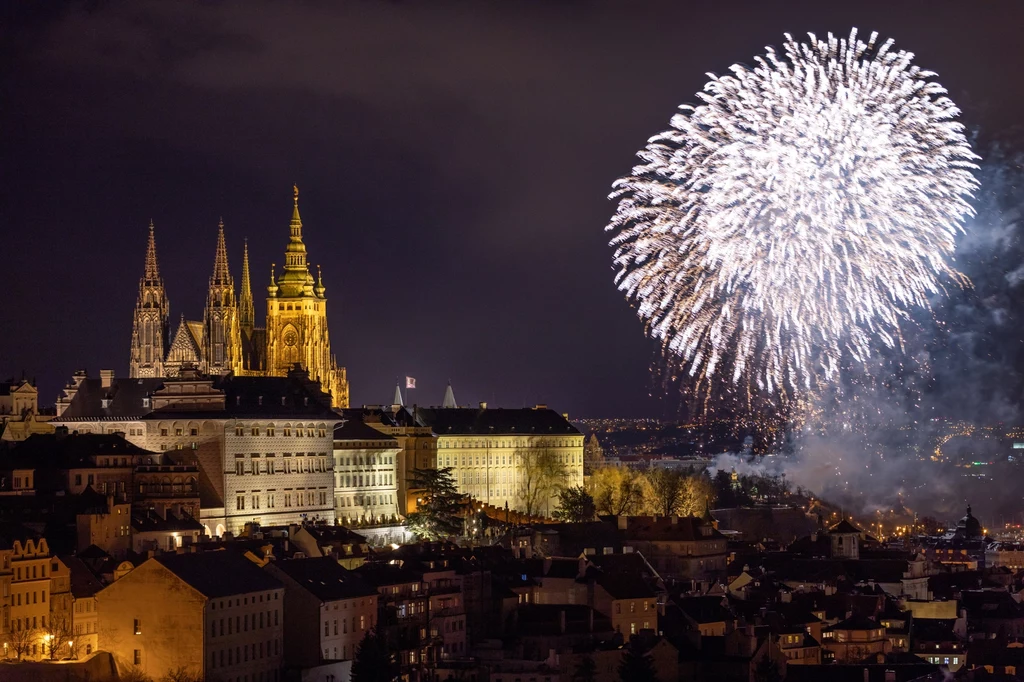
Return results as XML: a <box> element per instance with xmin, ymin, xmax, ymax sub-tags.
<box><xmin>134</xmin><ymin>650</ymin><xmax>142</xmax><ymax>665</ymax></box>
<box><xmin>237</xmin><ymin>495</ymin><xmax>245</xmax><ymax>510</ymax></box>
<box><xmin>236</xmin><ymin>426</ymin><xmax>244</xmax><ymax>436</ymax></box>
<box><xmin>252</xmin><ymin>427</ymin><xmax>260</xmax><ymax>436</ymax></box>
<box><xmin>236</xmin><ymin>461</ymin><xmax>245</xmax><ymax>476</ymax></box>
<box><xmin>134</xmin><ymin>618</ymin><xmax>142</xmax><ymax>635</ymax></box>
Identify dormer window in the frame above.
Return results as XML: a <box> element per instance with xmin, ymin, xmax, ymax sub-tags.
<box><xmin>101</xmin><ymin>398</ymin><xmax>111</xmax><ymax>408</ymax></box>
<box><xmin>142</xmin><ymin>397</ymin><xmax>151</xmax><ymax>408</ymax></box>
<box><xmin>258</xmin><ymin>396</ymin><xmax>263</xmax><ymax>406</ymax></box>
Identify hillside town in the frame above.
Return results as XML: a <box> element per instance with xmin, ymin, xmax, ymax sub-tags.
<box><xmin>2</xmin><ymin>371</ymin><xmax>1024</xmax><ymax>682</ymax></box>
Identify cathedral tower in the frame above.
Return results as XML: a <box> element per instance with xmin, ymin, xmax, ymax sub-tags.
<box><xmin>129</xmin><ymin>221</ymin><xmax>170</xmax><ymax>378</ymax></box>
<box><xmin>239</xmin><ymin>238</ymin><xmax>255</xmax><ymax>335</ymax></box>
<box><xmin>265</xmin><ymin>186</ymin><xmax>349</xmax><ymax>407</ymax></box>
<box><xmin>203</xmin><ymin>220</ymin><xmax>243</xmax><ymax>375</ymax></box>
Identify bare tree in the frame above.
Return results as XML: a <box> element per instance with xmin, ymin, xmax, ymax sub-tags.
<box><xmin>119</xmin><ymin>666</ymin><xmax>155</xmax><ymax>682</ymax></box>
<box><xmin>647</xmin><ymin>468</ymin><xmax>686</xmax><ymax>517</ymax></box>
<box><xmin>516</xmin><ymin>449</ymin><xmax>566</xmax><ymax>517</ymax></box>
<box><xmin>164</xmin><ymin>666</ymin><xmax>204</xmax><ymax>682</ymax></box>
<box><xmin>45</xmin><ymin>612</ymin><xmax>74</xmax><ymax>659</ymax></box>
<box><xmin>590</xmin><ymin>467</ymin><xmax>644</xmax><ymax>516</ymax></box>
<box><xmin>8</xmin><ymin>622</ymin><xmax>33</xmax><ymax>660</ymax></box>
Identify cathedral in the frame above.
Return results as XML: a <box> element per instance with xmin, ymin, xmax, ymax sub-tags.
<box><xmin>128</xmin><ymin>186</ymin><xmax>349</xmax><ymax>408</ymax></box>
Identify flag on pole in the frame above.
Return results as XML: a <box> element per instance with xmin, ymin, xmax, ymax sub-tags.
<box><xmin>406</xmin><ymin>376</ymin><xmax>417</xmax><ymax>389</ymax></box>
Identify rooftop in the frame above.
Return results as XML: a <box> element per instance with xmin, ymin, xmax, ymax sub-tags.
<box><xmin>154</xmin><ymin>550</ymin><xmax>283</xmax><ymax>598</ymax></box>
<box><xmin>270</xmin><ymin>557</ymin><xmax>377</xmax><ymax>601</ymax></box>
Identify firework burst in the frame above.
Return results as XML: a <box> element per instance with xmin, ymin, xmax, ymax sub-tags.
<box><xmin>608</xmin><ymin>29</ymin><xmax>978</xmax><ymax>403</ymax></box>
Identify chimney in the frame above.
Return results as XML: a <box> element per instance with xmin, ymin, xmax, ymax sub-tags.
<box><xmin>671</xmin><ymin>515</ymin><xmax>679</xmax><ymax>525</ymax></box>
<box><xmin>863</xmin><ymin>668</ymin><xmax>869</xmax><ymax>682</ymax></box>
<box><xmin>100</xmin><ymin>369</ymin><xmax>114</xmax><ymax>388</ymax></box>
<box><xmin>617</xmin><ymin>515</ymin><xmax>628</xmax><ymax>530</ymax></box>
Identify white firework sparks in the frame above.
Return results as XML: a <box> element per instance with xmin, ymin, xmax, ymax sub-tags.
<box><xmin>608</xmin><ymin>29</ymin><xmax>979</xmax><ymax>397</ymax></box>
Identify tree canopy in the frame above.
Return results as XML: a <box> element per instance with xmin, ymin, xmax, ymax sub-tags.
<box><xmin>405</xmin><ymin>467</ymin><xmax>466</xmax><ymax>540</ymax></box>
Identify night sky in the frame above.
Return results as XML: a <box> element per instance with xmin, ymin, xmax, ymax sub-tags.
<box><xmin>2</xmin><ymin>1</ymin><xmax>1023</xmax><ymax>418</ymax></box>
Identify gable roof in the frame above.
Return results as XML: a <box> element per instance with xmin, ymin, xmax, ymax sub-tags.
<box><xmin>154</xmin><ymin>550</ymin><xmax>283</xmax><ymax>598</ymax></box>
<box><xmin>3</xmin><ymin>432</ymin><xmax>156</xmax><ymax>469</ymax></box>
<box><xmin>59</xmin><ymin>373</ymin><xmax>339</xmax><ymax>422</ymax></box>
<box><xmin>270</xmin><ymin>557</ymin><xmax>377</xmax><ymax>601</ymax></box>
<box><xmin>61</xmin><ymin>555</ymin><xmax>104</xmax><ymax>598</ymax></box>
<box><xmin>377</xmin><ymin>405</ymin><xmax>580</xmax><ymax>436</ymax></box>
<box><xmin>829</xmin><ymin>614</ymin><xmax>883</xmax><ymax>632</ymax></box>
<box><xmin>829</xmin><ymin>519</ymin><xmax>862</xmax><ymax>535</ymax></box>
<box><xmin>614</xmin><ymin>515</ymin><xmax>725</xmax><ymax>542</ymax></box>
<box><xmin>168</xmin><ymin>319</ymin><xmax>203</xmax><ymax>364</ymax></box>
<box><xmin>57</xmin><ymin>377</ymin><xmax>165</xmax><ymax>420</ymax></box>
<box><xmin>334</xmin><ymin>418</ymin><xmax>398</xmax><ymax>443</ymax></box>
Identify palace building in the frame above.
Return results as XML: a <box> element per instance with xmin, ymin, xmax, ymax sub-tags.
<box><xmin>129</xmin><ymin>186</ymin><xmax>348</xmax><ymax>408</ymax></box>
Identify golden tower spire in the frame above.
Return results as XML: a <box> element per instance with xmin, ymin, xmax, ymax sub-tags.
<box><xmin>240</xmin><ymin>237</ymin><xmax>254</xmax><ymax>332</ymax></box>
<box><xmin>278</xmin><ymin>185</ymin><xmax>310</xmax><ymax>296</ymax></box>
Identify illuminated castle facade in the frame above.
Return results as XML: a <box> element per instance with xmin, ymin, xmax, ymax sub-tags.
<box><xmin>128</xmin><ymin>187</ymin><xmax>349</xmax><ymax>408</ymax></box>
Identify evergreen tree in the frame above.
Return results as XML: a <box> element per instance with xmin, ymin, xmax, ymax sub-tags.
<box><xmin>714</xmin><ymin>469</ymin><xmax>735</xmax><ymax>507</ymax></box>
<box><xmin>406</xmin><ymin>467</ymin><xmax>466</xmax><ymax>540</ymax></box>
<box><xmin>554</xmin><ymin>486</ymin><xmax>597</xmax><ymax>523</ymax></box>
<box><xmin>618</xmin><ymin>641</ymin><xmax>658</xmax><ymax>682</ymax></box>
<box><xmin>351</xmin><ymin>630</ymin><xmax>398</xmax><ymax>682</ymax></box>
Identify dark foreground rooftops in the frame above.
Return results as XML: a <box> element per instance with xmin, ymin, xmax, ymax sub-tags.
<box><xmin>269</xmin><ymin>557</ymin><xmax>377</xmax><ymax>601</ymax></box>
<box><xmin>155</xmin><ymin>550</ymin><xmax>283</xmax><ymax>598</ymax></box>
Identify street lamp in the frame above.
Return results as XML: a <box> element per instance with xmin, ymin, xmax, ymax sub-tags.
<box><xmin>68</xmin><ymin>640</ymin><xmax>74</xmax><ymax>660</ymax></box>
<box><xmin>43</xmin><ymin>634</ymin><xmax>52</xmax><ymax>659</ymax></box>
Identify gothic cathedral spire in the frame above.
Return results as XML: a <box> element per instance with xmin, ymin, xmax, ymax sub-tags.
<box><xmin>239</xmin><ymin>238</ymin><xmax>254</xmax><ymax>334</ymax></box>
<box><xmin>203</xmin><ymin>218</ymin><xmax>243</xmax><ymax>375</ymax></box>
<box><xmin>129</xmin><ymin>221</ymin><xmax>170</xmax><ymax>378</ymax></box>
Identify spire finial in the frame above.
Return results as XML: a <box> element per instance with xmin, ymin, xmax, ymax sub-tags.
<box><xmin>293</xmin><ymin>184</ymin><xmax>299</xmax><ymax>204</ymax></box>
<box><xmin>317</xmin><ymin>264</ymin><xmax>323</xmax><ymax>285</ymax></box>
<box><xmin>144</xmin><ymin>220</ymin><xmax>161</xmax><ymax>280</ymax></box>
<box><xmin>442</xmin><ymin>380</ymin><xmax>457</xmax><ymax>409</ymax></box>
<box><xmin>211</xmin><ymin>219</ymin><xmax>231</xmax><ymax>284</ymax></box>
<box><xmin>240</xmin><ymin>237</ymin><xmax>254</xmax><ymax>331</ymax></box>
